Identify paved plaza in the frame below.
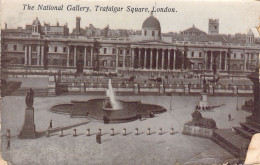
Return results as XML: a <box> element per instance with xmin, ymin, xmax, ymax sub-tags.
<box><xmin>1</xmin><ymin>94</ymin><xmax>252</xmax><ymax>165</ymax></box>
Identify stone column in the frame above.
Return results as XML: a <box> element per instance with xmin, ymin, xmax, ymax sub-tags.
<box><xmin>144</xmin><ymin>49</ymin><xmax>147</xmax><ymax>69</ymax></box>
<box><xmin>67</xmin><ymin>46</ymin><xmax>70</xmax><ymax>67</ymax></box>
<box><xmin>116</xmin><ymin>48</ymin><xmax>119</xmax><ymax>68</ymax></box>
<box><xmin>37</xmin><ymin>45</ymin><xmax>40</xmax><ymax>65</ymax></box>
<box><xmin>41</xmin><ymin>46</ymin><xmax>44</xmax><ymax>66</ymax></box>
<box><xmin>28</xmin><ymin>45</ymin><xmax>32</xmax><ymax>65</ymax></box>
<box><xmin>74</xmin><ymin>46</ymin><xmax>77</xmax><ymax>67</ymax></box>
<box><xmin>131</xmin><ymin>48</ymin><xmax>135</xmax><ymax>68</ymax></box>
<box><xmin>204</xmin><ymin>51</ymin><xmax>207</xmax><ymax>69</ymax></box>
<box><xmin>210</xmin><ymin>52</ymin><xmax>213</xmax><ymax>70</ymax></box>
<box><xmin>138</xmin><ymin>49</ymin><xmax>142</xmax><ymax>68</ymax></box>
<box><xmin>123</xmin><ymin>49</ymin><xmax>126</xmax><ymax>68</ymax></box>
<box><xmin>24</xmin><ymin>45</ymin><xmax>28</xmax><ymax>65</ymax></box>
<box><xmin>156</xmin><ymin>49</ymin><xmax>159</xmax><ymax>70</ymax></box>
<box><xmin>173</xmin><ymin>49</ymin><xmax>176</xmax><ymax>70</ymax></box>
<box><xmin>224</xmin><ymin>51</ymin><xmax>227</xmax><ymax>70</ymax></box>
<box><xmin>219</xmin><ymin>52</ymin><xmax>222</xmax><ymax>70</ymax></box>
<box><xmin>244</xmin><ymin>53</ymin><xmax>247</xmax><ymax>71</ymax></box>
<box><xmin>84</xmin><ymin>46</ymin><xmax>87</xmax><ymax>67</ymax></box>
<box><xmin>162</xmin><ymin>49</ymin><xmax>165</xmax><ymax>70</ymax></box>
<box><xmin>181</xmin><ymin>50</ymin><xmax>184</xmax><ymax>70</ymax></box>
<box><xmin>90</xmin><ymin>46</ymin><xmax>93</xmax><ymax>67</ymax></box>
<box><xmin>167</xmin><ymin>49</ymin><xmax>170</xmax><ymax>70</ymax></box>
<box><xmin>150</xmin><ymin>49</ymin><xmax>153</xmax><ymax>70</ymax></box>
<box><xmin>248</xmin><ymin>53</ymin><xmax>252</xmax><ymax>70</ymax></box>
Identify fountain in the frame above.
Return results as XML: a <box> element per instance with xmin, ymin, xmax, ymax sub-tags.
<box><xmin>104</xmin><ymin>79</ymin><xmax>120</xmax><ymax>110</ymax></box>
<box><xmin>50</xmin><ymin>79</ymin><xmax>166</xmax><ymax>123</ymax></box>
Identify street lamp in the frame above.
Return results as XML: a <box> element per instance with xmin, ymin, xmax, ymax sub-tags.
<box><xmin>236</xmin><ymin>89</ymin><xmax>239</xmax><ymax>111</ymax></box>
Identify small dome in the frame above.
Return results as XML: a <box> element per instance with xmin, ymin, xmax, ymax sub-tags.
<box><xmin>247</xmin><ymin>29</ymin><xmax>254</xmax><ymax>36</ymax></box>
<box><xmin>142</xmin><ymin>15</ymin><xmax>161</xmax><ymax>30</ymax></box>
<box><xmin>32</xmin><ymin>17</ymin><xmax>41</xmax><ymax>26</ymax></box>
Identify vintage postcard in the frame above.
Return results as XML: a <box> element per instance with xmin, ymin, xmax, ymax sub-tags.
<box><xmin>1</xmin><ymin>0</ymin><xmax>260</xmax><ymax>164</ymax></box>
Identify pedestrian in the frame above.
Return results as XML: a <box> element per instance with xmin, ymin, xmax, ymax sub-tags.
<box><xmin>138</xmin><ymin>114</ymin><xmax>142</xmax><ymax>121</ymax></box>
<box><xmin>7</xmin><ymin>139</ymin><xmax>10</xmax><ymax>150</ymax></box>
<box><xmin>96</xmin><ymin>133</ymin><xmax>101</xmax><ymax>144</ymax></box>
<box><xmin>49</xmin><ymin>120</ymin><xmax>53</xmax><ymax>129</ymax></box>
<box><xmin>228</xmin><ymin>114</ymin><xmax>231</xmax><ymax>121</ymax></box>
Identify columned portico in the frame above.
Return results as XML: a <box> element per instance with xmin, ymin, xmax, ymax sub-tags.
<box><xmin>74</xmin><ymin>46</ymin><xmax>77</xmax><ymax>67</ymax></box>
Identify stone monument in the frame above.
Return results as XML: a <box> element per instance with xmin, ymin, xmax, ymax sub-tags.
<box><xmin>183</xmin><ymin>110</ymin><xmax>217</xmax><ymax>138</ymax></box>
<box><xmin>246</xmin><ymin>69</ymin><xmax>260</xmax><ymax>128</ymax></box>
<box><xmin>20</xmin><ymin>88</ymin><xmax>37</xmax><ymax>139</ymax></box>
<box><xmin>196</xmin><ymin>78</ymin><xmax>211</xmax><ymax>110</ymax></box>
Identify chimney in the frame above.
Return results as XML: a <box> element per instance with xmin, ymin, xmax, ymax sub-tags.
<box><xmin>76</xmin><ymin>17</ymin><xmax>81</xmax><ymax>34</ymax></box>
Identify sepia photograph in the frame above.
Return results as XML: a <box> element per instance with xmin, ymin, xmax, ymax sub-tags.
<box><xmin>1</xmin><ymin>0</ymin><xmax>260</xmax><ymax>164</ymax></box>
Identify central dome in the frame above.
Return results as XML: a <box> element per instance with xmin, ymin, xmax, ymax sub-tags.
<box><xmin>142</xmin><ymin>15</ymin><xmax>161</xmax><ymax>30</ymax></box>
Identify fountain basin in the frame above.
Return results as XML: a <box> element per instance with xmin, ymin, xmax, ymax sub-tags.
<box><xmin>50</xmin><ymin>99</ymin><xmax>166</xmax><ymax>123</ymax></box>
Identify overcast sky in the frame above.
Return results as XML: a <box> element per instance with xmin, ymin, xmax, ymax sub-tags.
<box><xmin>1</xmin><ymin>0</ymin><xmax>260</xmax><ymax>35</ymax></box>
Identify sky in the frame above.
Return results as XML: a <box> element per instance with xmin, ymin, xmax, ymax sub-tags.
<box><xmin>1</xmin><ymin>0</ymin><xmax>260</xmax><ymax>35</ymax></box>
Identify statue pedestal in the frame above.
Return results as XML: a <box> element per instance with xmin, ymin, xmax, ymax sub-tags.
<box><xmin>20</xmin><ymin>107</ymin><xmax>36</xmax><ymax>139</ymax></box>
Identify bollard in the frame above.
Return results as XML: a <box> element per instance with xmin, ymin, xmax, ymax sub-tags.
<box><xmin>98</xmin><ymin>128</ymin><xmax>102</xmax><ymax>135</ymax></box>
<box><xmin>86</xmin><ymin>128</ymin><xmax>90</xmax><ymax>136</ymax></box>
<box><xmin>135</xmin><ymin>128</ymin><xmax>139</xmax><ymax>135</ymax></box>
<box><xmin>110</xmin><ymin>128</ymin><xmax>114</xmax><ymax>136</ymax></box>
<box><xmin>73</xmin><ymin>129</ymin><xmax>77</xmax><ymax>137</ymax></box>
<box><xmin>46</xmin><ymin>130</ymin><xmax>50</xmax><ymax>137</ymax></box>
<box><xmin>59</xmin><ymin>129</ymin><xmax>63</xmax><ymax>137</ymax></box>
<box><xmin>7</xmin><ymin>129</ymin><xmax>11</xmax><ymax>139</ymax></box>
<box><xmin>147</xmin><ymin>128</ymin><xmax>151</xmax><ymax>135</ymax></box>
<box><xmin>159</xmin><ymin>128</ymin><xmax>162</xmax><ymax>135</ymax></box>
<box><xmin>123</xmin><ymin>128</ymin><xmax>126</xmax><ymax>136</ymax></box>
<box><xmin>170</xmin><ymin>128</ymin><xmax>174</xmax><ymax>135</ymax></box>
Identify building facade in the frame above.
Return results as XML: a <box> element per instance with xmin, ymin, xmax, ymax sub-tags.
<box><xmin>1</xmin><ymin>14</ymin><xmax>259</xmax><ymax>74</ymax></box>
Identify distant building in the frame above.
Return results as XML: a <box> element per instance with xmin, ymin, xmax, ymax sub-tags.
<box><xmin>208</xmin><ymin>19</ymin><xmax>219</xmax><ymax>35</ymax></box>
<box><xmin>1</xmin><ymin>15</ymin><xmax>259</xmax><ymax>74</ymax></box>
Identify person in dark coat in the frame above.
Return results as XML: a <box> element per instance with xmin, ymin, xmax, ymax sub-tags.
<box><xmin>49</xmin><ymin>120</ymin><xmax>53</xmax><ymax>129</ymax></box>
<box><xmin>7</xmin><ymin>139</ymin><xmax>10</xmax><ymax>150</ymax></box>
<box><xmin>96</xmin><ymin>133</ymin><xmax>101</xmax><ymax>144</ymax></box>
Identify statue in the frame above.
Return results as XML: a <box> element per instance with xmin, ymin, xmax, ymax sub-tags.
<box><xmin>25</xmin><ymin>88</ymin><xmax>34</xmax><ymax>109</ymax></box>
<box><xmin>202</xmin><ymin>77</ymin><xmax>207</xmax><ymax>93</ymax></box>
<box><xmin>191</xmin><ymin>110</ymin><xmax>217</xmax><ymax>129</ymax></box>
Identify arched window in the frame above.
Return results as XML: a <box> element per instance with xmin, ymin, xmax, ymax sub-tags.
<box><xmin>144</xmin><ymin>30</ymin><xmax>147</xmax><ymax>36</ymax></box>
<box><xmin>152</xmin><ymin>31</ymin><xmax>155</xmax><ymax>37</ymax></box>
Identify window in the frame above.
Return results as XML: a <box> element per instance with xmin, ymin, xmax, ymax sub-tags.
<box><xmin>32</xmin><ymin>46</ymin><xmax>36</xmax><ymax>52</ymax></box>
<box><xmin>5</xmin><ymin>45</ymin><xmax>8</xmax><ymax>50</ymax></box>
<box><xmin>63</xmin><ymin>47</ymin><xmax>67</xmax><ymax>53</ymax></box>
<box><xmin>241</xmin><ymin>54</ymin><xmax>244</xmax><ymax>59</ymax></box>
<box><xmin>47</xmin><ymin>46</ymin><xmax>49</xmax><ymax>52</ymax></box>
<box><xmin>233</xmin><ymin>64</ymin><xmax>237</xmax><ymax>70</ymax></box>
<box><xmin>62</xmin><ymin>59</ymin><xmax>67</xmax><ymax>66</ymax></box>
<box><xmin>120</xmin><ymin>50</ymin><xmax>123</xmax><ymax>54</ymax></box>
<box><xmin>104</xmin><ymin>48</ymin><xmax>107</xmax><ymax>54</ymax></box>
<box><xmin>251</xmin><ymin>54</ymin><xmax>254</xmax><ymax>59</ymax></box>
<box><xmin>199</xmin><ymin>52</ymin><xmax>202</xmax><ymax>57</ymax></box>
<box><xmin>103</xmin><ymin>60</ymin><xmax>107</xmax><ymax>67</ymax></box>
<box><xmin>127</xmin><ymin>49</ymin><xmax>130</xmax><ymax>55</ymax></box>
<box><xmin>234</xmin><ymin>53</ymin><xmax>236</xmax><ymax>59</ymax></box>
<box><xmin>191</xmin><ymin>52</ymin><xmax>194</xmax><ymax>57</ymax></box>
<box><xmin>112</xmin><ymin>48</ymin><xmax>116</xmax><ymax>54</ymax></box>
<box><xmin>144</xmin><ymin>30</ymin><xmax>147</xmax><ymax>36</ymax></box>
<box><xmin>198</xmin><ymin>63</ymin><xmax>203</xmax><ymax>69</ymax></box>
<box><xmin>54</xmin><ymin>47</ymin><xmax>58</xmax><ymax>52</ymax></box>
<box><xmin>240</xmin><ymin>64</ymin><xmax>244</xmax><ymax>70</ymax></box>
<box><xmin>152</xmin><ymin>31</ymin><xmax>155</xmax><ymax>37</ymax></box>
<box><xmin>54</xmin><ymin>59</ymin><xmax>59</xmax><ymax>65</ymax></box>
<box><xmin>13</xmin><ymin>45</ymin><xmax>17</xmax><ymax>51</ymax></box>
<box><xmin>23</xmin><ymin>46</ymin><xmax>26</xmax><ymax>51</ymax></box>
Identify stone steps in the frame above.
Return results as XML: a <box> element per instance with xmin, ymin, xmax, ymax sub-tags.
<box><xmin>240</xmin><ymin>122</ymin><xmax>260</xmax><ymax>134</ymax></box>
<box><xmin>233</xmin><ymin>127</ymin><xmax>253</xmax><ymax>139</ymax></box>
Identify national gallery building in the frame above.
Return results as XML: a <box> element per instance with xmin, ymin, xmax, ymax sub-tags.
<box><xmin>1</xmin><ymin>13</ymin><xmax>260</xmax><ymax>75</ymax></box>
